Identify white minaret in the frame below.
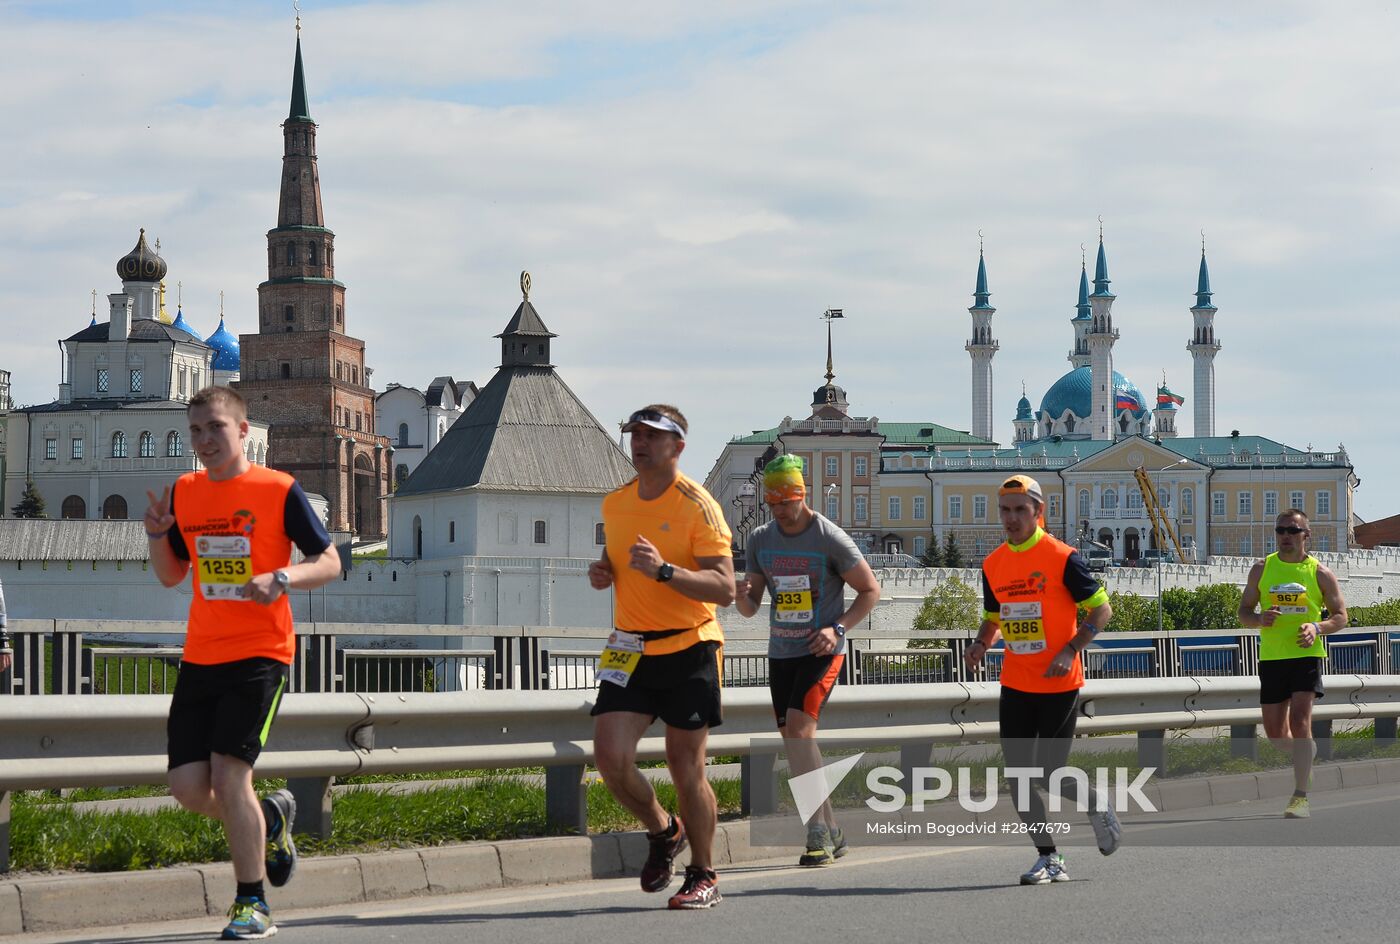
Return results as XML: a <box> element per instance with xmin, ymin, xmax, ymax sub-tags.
<box><xmin>1069</xmin><ymin>255</ymin><xmax>1092</xmax><ymax>369</ymax></box>
<box><xmin>965</xmin><ymin>240</ymin><xmax>998</xmax><ymax>442</ymax></box>
<box><xmin>1187</xmin><ymin>244</ymin><xmax>1219</xmax><ymax>437</ymax></box>
<box><xmin>1086</xmin><ymin>230</ymin><xmax>1119</xmax><ymax>441</ymax></box>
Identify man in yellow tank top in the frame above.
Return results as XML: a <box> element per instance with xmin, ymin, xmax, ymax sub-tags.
<box><xmin>588</xmin><ymin>404</ymin><xmax>734</xmax><ymax>909</ymax></box>
<box><xmin>1238</xmin><ymin>508</ymin><xmax>1348</xmax><ymax>818</ymax></box>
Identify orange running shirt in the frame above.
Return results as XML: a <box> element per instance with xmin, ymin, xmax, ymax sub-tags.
<box><xmin>169</xmin><ymin>465</ymin><xmax>328</xmax><ymax>665</ymax></box>
<box><xmin>981</xmin><ymin>529</ymin><xmax>1105</xmax><ymax>694</ymax></box>
<box><xmin>602</xmin><ymin>473</ymin><xmax>732</xmax><ymax>655</ymax></box>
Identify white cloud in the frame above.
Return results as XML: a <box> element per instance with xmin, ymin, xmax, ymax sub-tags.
<box><xmin>0</xmin><ymin>0</ymin><xmax>1395</xmax><ymax>520</ymax></box>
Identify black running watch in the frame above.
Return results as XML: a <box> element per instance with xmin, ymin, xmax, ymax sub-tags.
<box><xmin>656</xmin><ymin>562</ymin><xmax>675</xmax><ymax>583</ymax></box>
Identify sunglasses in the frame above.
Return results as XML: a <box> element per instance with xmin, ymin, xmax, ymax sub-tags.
<box><xmin>1274</xmin><ymin>526</ymin><xmax>1307</xmax><ymax>535</ymax></box>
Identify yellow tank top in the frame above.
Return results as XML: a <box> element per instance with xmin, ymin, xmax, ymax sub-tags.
<box><xmin>1257</xmin><ymin>553</ymin><xmax>1324</xmax><ymax>661</ymax></box>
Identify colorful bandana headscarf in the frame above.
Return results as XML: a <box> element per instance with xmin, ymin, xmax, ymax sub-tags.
<box><xmin>763</xmin><ymin>454</ymin><xmax>807</xmax><ymax>503</ymax></box>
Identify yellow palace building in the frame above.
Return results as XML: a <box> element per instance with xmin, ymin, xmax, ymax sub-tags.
<box><xmin>704</xmin><ymin>238</ymin><xmax>1357</xmax><ymax>564</ymax></box>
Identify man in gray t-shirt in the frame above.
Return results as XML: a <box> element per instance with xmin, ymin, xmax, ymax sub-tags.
<box><xmin>734</xmin><ymin>455</ymin><xmax>880</xmax><ymax>867</ymax></box>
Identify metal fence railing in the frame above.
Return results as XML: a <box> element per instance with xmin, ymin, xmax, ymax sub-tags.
<box><xmin>3</xmin><ymin>621</ymin><xmax>1397</xmax><ymax>696</ymax></box>
<box><xmin>1178</xmin><ymin>643</ymin><xmax>1241</xmax><ymax>677</ymax></box>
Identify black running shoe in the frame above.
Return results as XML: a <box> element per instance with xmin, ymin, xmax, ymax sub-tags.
<box><xmin>640</xmin><ymin>816</ymin><xmax>687</xmax><ymax>893</ymax></box>
<box><xmin>262</xmin><ymin>789</ymin><xmax>298</xmax><ymax>888</ymax></box>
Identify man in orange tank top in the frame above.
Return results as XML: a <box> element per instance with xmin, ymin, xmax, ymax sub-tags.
<box><xmin>588</xmin><ymin>404</ymin><xmax>734</xmax><ymax>910</ymax></box>
<box><xmin>964</xmin><ymin>475</ymin><xmax>1118</xmax><ymax>886</ymax></box>
<box><xmin>145</xmin><ymin>386</ymin><xmax>341</xmax><ymax>940</ymax></box>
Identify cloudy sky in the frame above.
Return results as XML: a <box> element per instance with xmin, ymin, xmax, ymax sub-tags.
<box><xmin>1</xmin><ymin>0</ymin><xmax>1393</xmax><ymax>519</ymax></box>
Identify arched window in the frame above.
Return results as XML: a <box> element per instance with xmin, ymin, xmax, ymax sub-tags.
<box><xmin>412</xmin><ymin>515</ymin><xmax>423</xmax><ymax>559</ymax></box>
<box><xmin>595</xmin><ymin>522</ymin><xmax>606</xmax><ymax>545</ymax></box>
<box><xmin>285</xmin><ymin>243</ymin><xmax>297</xmax><ymax>266</ymax></box>
<box><xmin>398</xmin><ymin>423</ymin><xmax>409</xmax><ymax>447</ymax></box>
<box><xmin>166</xmin><ymin>431</ymin><xmax>183</xmax><ymax>457</ymax></box>
<box><xmin>61</xmin><ymin>495</ymin><xmax>86</xmax><ymax>519</ymax></box>
<box><xmin>246</xmin><ymin>441</ymin><xmax>256</xmax><ymax>460</ymax></box>
<box><xmin>1065</xmin><ymin>416</ymin><xmax>1075</xmax><ymax>433</ymax></box>
<box><xmin>1181</xmin><ymin>487</ymin><xmax>1194</xmax><ymax>517</ymax></box>
<box><xmin>1102</xmin><ymin>488</ymin><xmax>1118</xmax><ymax>510</ymax></box>
<box><xmin>257</xmin><ymin>443</ymin><xmax>266</xmax><ymax>464</ymax></box>
<box><xmin>438</xmin><ymin>419</ymin><xmax>446</xmax><ymax>440</ymax></box>
<box><xmin>111</xmin><ymin>431</ymin><xmax>128</xmax><ymax>458</ymax></box>
<box><xmin>448</xmin><ymin>521</ymin><xmax>456</xmax><ymax>543</ymax></box>
<box><xmin>138</xmin><ymin>431</ymin><xmax>155</xmax><ymax>458</ymax></box>
<box><xmin>1078</xmin><ymin>489</ymin><xmax>1091</xmax><ymax>519</ymax></box>
<box><xmin>533</xmin><ymin>520</ymin><xmax>547</xmax><ymax>544</ymax></box>
<box><xmin>308</xmin><ymin>242</ymin><xmax>318</xmax><ymax>265</ymax></box>
<box><xmin>102</xmin><ymin>495</ymin><xmax>128</xmax><ymax>519</ymax></box>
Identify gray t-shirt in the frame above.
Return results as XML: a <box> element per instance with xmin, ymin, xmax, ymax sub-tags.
<box><xmin>746</xmin><ymin>513</ymin><xmax>864</xmax><ymax>659</ymax></box>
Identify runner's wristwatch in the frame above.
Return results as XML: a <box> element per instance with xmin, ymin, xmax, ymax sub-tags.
<box><xmin>656</xmin><ymin>563</ymin><xmax>675</xmax><ymax>583</ymax></box>
<box><xmin>273</xmin><ymin>570</ymin><xmax>291</xmax><ymax>592</ymax></box>
<box><xmin>833</xmin><ymin>622</ymin><xmax>847</xmax><ymax>639</ymax></box>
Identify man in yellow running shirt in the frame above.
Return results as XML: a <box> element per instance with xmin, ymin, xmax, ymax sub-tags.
<box><xmin>1238</xmin><ymin>508</ymin><xmax>1348</xmax><ymax>818</ymax></box>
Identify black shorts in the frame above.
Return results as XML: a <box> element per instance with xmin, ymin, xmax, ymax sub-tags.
<box><xmin>769</xmin><ymin>653</ymin><xmax>844</xmax><ymax>726</ymax></box>
<box><xmin>1259</xmin><ymin>656</ymin><xmax>1324</xmax><ymax>705</ymax></box>
<box><xmin>591</xmin><ymin>641</ymin><xmax>723</xmax><ymax>730</ymax></box>
<box><xmin>167</xmin><ymin>657</ymin><xmax>289</xmax><ymax>769</ymax></box>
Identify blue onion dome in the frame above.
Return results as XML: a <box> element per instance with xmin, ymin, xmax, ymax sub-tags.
<box><xmin>1015</xmin><ymin>394</ymin><xmax>1033</xmax><ymax>421</ymax></box>
<box><xmin>171</xmin><ymin>305</ymin><xmax>199</xmax><ymax>338</ymax></box>
<box><xmin>1039</xmin><ymin>366</ymin><xmax>1148</xmax><ymax>419</ymax></box>
<box><xmin>205</xmin><ymin>316</ymin><xmax>241</xmax><ymax>370</ymax></box>
<box><xmin>116</xmin><ymin>228</ymin><xmax>167</xmax><ymax>282</ymax></box>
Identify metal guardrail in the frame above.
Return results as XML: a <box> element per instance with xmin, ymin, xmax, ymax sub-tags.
<box><xmin>3</xmin><ymin>675</ymin><xmax>1399</xmax><ymax>871</ymax></box>
<box><xmin>2</xmin><ymin>621</ymin><xmax>1398</xmax><ymax>698</ymax></box>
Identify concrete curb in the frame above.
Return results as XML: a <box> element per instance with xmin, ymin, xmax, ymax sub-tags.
<box><xmin>3</xmin><ymin>756</ymin><xmax>1397</xmax><ymax>936</ymax></box>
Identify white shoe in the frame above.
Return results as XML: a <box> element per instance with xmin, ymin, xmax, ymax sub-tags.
<box><xmin>1020</xmin><ymin>852</ymin><xmax>1069</xmax><ymax>885</ymax></box>
<box><xmin>1087</xmin><ymin>805</ymin><xmax>1121</xmax><ymax>856</ymax></box>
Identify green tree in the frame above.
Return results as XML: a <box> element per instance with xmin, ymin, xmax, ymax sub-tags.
<box><xmin>10</xmin><ymin>478</ymin><xmax>46</xmax><ymax>518</ymax></box>
<box><xmin>1191</xmin><ymin>583</ymin><xmax>1243</xmax><ymax>631</ymax></box>
<box><xmin>941</xmin><ymin>531</ymin><xmax>965</xmax><ymax>569</ymax></box>
<box><xmin>911</xmin><ymin>575</ymin><xmax>979</xmax><ymax>648</ymax></box>
<box><xmin>1159</xmin><ymin>586</ymin><xmax>1194</xmax><ymax>632</ymax></box>
<box><xmin>1105</xmin><ymin>590</ymin><xmax>1155</xmax><ymax>631</ymax></box>
<box><xmin>1348</xmin><ymin>598</ymin><xmax>1400</xmax><ymax>627</ymax></box>
<box><xmin>919</xmin><ymin>535</ymin><xmax>944</xmax><ymax>568</ymax></box>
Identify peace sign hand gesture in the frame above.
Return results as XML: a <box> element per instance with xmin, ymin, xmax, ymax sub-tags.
<box><xmin>144</xmin><ymin>486</ymin><xmax>175</xmax><ymax>539</ymax></box>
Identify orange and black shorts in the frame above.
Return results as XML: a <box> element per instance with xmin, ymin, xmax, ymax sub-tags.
<box><xmin>769</xmin><ymin>653</ymin><xmax>843</xmax><ymax>727</ymax></box>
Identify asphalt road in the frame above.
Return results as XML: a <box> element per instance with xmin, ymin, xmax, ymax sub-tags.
<box><xmin>16</xmin><ymin>784</ymin><xmax>1400</xmax><ymax>944</ymax></box>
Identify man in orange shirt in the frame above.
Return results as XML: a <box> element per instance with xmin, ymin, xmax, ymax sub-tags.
<box><xmin>145</xmin><ymin>387</ymin><xmax>341</xmax><ymax>940</ymax></box>
<box><xmin>589</xmin><ymin>404</ymin><xmax>734</xmax><ymax>910</ymax></box>
<box><xmin>964</xmin><ymin>475</ymin><xmax>1117</xmax><ymax>886</ymax></box>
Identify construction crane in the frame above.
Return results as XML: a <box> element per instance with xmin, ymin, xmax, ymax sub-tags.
<box><xmin>1133</xmin><ymin>466</ymin><xmax>1186</xmax><ymax>562</ymax></box>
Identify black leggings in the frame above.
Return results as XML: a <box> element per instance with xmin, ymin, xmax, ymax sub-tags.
<box><xmin>998</xmin><ymin>686</ymin><xmax>1096</xmax><ymax>851</ymax></box>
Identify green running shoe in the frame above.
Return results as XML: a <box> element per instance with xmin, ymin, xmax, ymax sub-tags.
<box><xmin>222</xmin><ymin>897</ymin><xmax>276</xmax><ymax>940</ymax></box>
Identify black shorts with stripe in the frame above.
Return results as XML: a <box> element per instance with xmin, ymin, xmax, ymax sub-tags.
<box><xmin>591</xmin><ymin>641</ymin><xmax>723</xmax><ymax>730</ymax></box>
<box><xmin>769</xmin><ymin>652</ymin><xmax>844</xmax><ymax>726</ymax></box>
<box><xmin>167</xmin><ymin>657</ymin><xmax>289</xmax><ymax>769</ymax></box>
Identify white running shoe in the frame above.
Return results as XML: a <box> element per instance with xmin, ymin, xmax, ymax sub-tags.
<box><xmin>1087</xmin><ymin>805</ymin><xmax>1121</xmax><ymax>856</ymax></box>
<box><xmin>1020</xmin><ymin>852</ymin><xmax>1069</xmax><ymax>885</ymax></box>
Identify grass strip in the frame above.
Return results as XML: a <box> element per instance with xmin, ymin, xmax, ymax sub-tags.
<box><xmin>8</xmin><ymin>776</ymin><xmax>744</xmax><ymax>874</ymax></box>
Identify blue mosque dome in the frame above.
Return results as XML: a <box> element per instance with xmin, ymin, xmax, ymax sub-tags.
<box><xmin>205</xmin><ymin>316</ymin><xmax>241</xmax><ymax>371</ymax></box>
<box><xmin>1039</xmin><ymin>366</ymin><xmax>1147</xmax><ymax>420</ymax></box>
<box><xmin>170</xmin><ymin>306</ymin><xmax>199</xmax><ymax>339</ymax></box>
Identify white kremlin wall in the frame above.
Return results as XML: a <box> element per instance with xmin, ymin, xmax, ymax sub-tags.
<box><xmin>4</xmin><ymin>548</ymin><xmax>1399</xmax><ymax>633</ymax></box>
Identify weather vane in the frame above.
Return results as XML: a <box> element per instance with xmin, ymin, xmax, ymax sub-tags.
<box><xmin>520</xmin><ymin>270</ymin><xmax>531</xmax><ymax>300</ymax></box>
